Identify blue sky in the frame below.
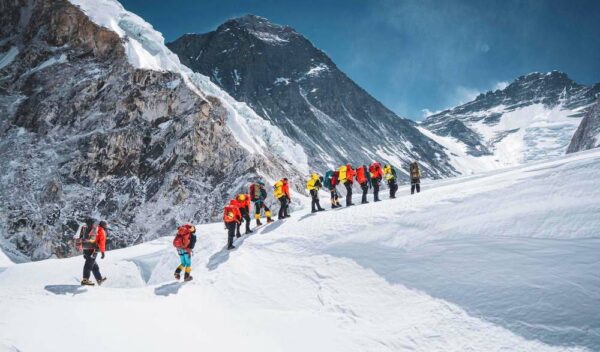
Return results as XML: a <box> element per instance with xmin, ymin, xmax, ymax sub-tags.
<box><xmin>120</xmin><ymin>0</ymin><xmax>600</xmax><ymax>120</ymax></box>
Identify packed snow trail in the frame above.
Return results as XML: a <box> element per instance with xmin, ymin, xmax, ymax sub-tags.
<box><xmin>1</xmin><ymin>150</ymin><xmax>600</xmax><ymax>351</ymax></box>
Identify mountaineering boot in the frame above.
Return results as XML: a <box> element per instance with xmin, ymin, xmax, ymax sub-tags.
<box><xmin>236</xmin><ymin>232</ymin><xmax>241</xmax><ymax>238</ymax></box>
<box><xmin>81</xmin><ymin>279</ymin><xmax>95</xmax><ymax>286</ymax></box>
<box><xmin>184</xmin><ymin>273</ymin><xmax>193</xmax><ymax>282</ymax></box>
<box><xmin>267</xmin><ymin>217</ymin><xmax>274</xmax><ymax>223</ymax></box>
<box><xmin>245</xmin><ymin>229</ymin><xmax>253</xmax><ymax>235</ymax></box>
<box><xmin>174</xmin><ymin>272</ymin><xmax>181</xmax><ymax>280</ymax></box>
<box><xmin>256</xmin><ymin>219</ymin><xmax>263</xmax><ymax>226</ymax></box>
<box><xmin>97</xmin><ymin>277</ymin><xmax>107</xmax><ymax>286</ymax></box>
<box><xmin>227</xmin><ymin>244</ymin><xmax>236</xmax><ymax>250</ymax></box>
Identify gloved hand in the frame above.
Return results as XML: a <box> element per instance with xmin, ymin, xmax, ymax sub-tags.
<box><xmin>101</xmin><ymin>252</ymin><xmax>105</xmax><ymax>259</ymax></box>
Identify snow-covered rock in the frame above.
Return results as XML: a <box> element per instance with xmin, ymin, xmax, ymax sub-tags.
<box><xmin>422</xmin><ymin>71</ymin><xmax>600</xmax><ymax>174</ymax></box>
<box><xmin>568</xmin><ymin>98</ymin><xmax>600</xmax><ymax>153</ymax></box>
<box><xmin>1</xmin><ymin>149</ymin><xmax>599</xmax><ymax>351</ymax></box>
<box><xmin>0</xmin><ymin>0</ymin><xmax>306</xmax><ymax>261</ymax></box>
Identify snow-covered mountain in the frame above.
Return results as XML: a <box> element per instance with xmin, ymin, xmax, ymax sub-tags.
<box><xmin>167</xmin><ymin>15</ymin><xmax>458</xmax><ymax>178</ymax></box>
<box><xmin>1</xmin><ymin>149</ymin><xmax>599</xmax><ymax>351</ymax></box>
<box><xmin>0</xmin><ymin>0</ymin><xmax>308</xmax><ymax>261</ymax></box>
<box><xmin>568</xmin><ymin>98</ymin><xmax>600</xmax><ymax>153</ymax></box>
<box><xmin>421</xmin><ymin>71</ymin><xmax>600</xmax><ymax>174</ymax></box>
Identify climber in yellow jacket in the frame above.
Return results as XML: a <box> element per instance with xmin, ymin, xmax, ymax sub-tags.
<box><xmin>273</xmin><ymin>179</ymin><xmax>290</xmax><ymax>220</ymax></box>
<box><xmin>383</xmin><ymin>164</ymin><xmax>398</xmax><ymax>199</ymax></box>
<box><xmin>306</xmin><ymin>172</ymin><xmax>325</xmax><ymax>213</ymax></box>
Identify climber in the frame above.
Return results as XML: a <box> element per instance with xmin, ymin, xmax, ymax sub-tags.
<box><xmin>282</xmin><ymin>178</ymin><xmax>291</xmax><ymax>218</ymax></box>
<box><xmin>323</xmin><ymin>170</ymin><xmax>341</xmax><ymax>208</ymax></box>
<box><xmin>173</xmin><ymin>224</ymin><xmax>197</xmax><ymax>281</ymax></box>
<box><xmin>356</xmin><ymin>164</ymin><xmax>372</xmax><ymax>204</ymax></box>
<box><xmin>274</xmin><ymin>179</ymin><xmax>290</xmax><ymax>220</ymax></box>
<box><xmin>223</xmin><ymin>200</ymin><xmax>242</xmax><ymax>250</ymax></box>
<box><xmin>80</xmin><ymin>220</ymin><xmax>108</xmax><ymax>286</ymax></box>
<box><xmin>369</xmin><ymin>162</ymin><xmax>383</xmax><ymax>202</ymax></box>
<box><xmin>339</xmin><ymin>163</ymin><xmax>355</xmax><ymax>206</ymax></box>
<box><xmin>249</xmin><ymin>180</ymin><xmax>273</xmax><ymax>226</ymax></box>
<box><xmin>234</xmin><ymin>193</ymin><xmax>252</xmax><ymax>236</ymax></box>
<box><xmin>383</xmin><ymin>164</ymin><xmax>398</xmax><ymax>199</ymax></box>
<box><xmin>306</xmin><ymin>172</ymin><xmax>325</xmax><ymax>213</ymax></box>
<box><xmin>409</xmin><ymin>161</ymin><xmax>421</xmax><ymax>194</ymax></box>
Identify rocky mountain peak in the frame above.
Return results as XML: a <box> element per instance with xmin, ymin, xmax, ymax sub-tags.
<box><xmin>216</xmin><ymin>14</ymin><xmax>297</xmax><ymax>45</ymax></box>
<box><xmin>168</xmin><ymin>17</ymin><xmax>457</xmax><ymax>177</ymax></box>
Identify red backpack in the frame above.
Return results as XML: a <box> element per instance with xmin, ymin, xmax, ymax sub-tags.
<box><xmin>331</xmin><ymin>171</ymin><xmax>339</xmax><ymax>187</ymax></box>
<box><xmin>173</xmin><ymin>225</ymin><xmax>191</xmax><ymax>249</ymax></box>
<box><xmin>356</xmin><ymin>166</ymin><xmax>367</xmax><ymax>184</ymax></box>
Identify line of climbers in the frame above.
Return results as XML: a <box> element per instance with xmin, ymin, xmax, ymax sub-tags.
<box><xmin>219</xmin><ymin>161</ymin><xmax>422</xmax><ymax>251</ymax></box>
<box><xmin>75</xmin><ymin>162</ymin><xmax>422</xmax><ymax>284</ymax></box>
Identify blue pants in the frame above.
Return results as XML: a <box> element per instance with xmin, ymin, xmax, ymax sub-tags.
<box><xmin>178</xmin><ymin>249</ymin><xmax>191</xmax><ymax>268</ymax></box>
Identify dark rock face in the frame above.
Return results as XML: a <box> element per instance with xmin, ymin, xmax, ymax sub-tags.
<box><xmin>0</xmin><ymin>1</ymin><xmax>297</xmax><ymax>260</ymax></box>
<box><xmin>423</xmin><ymin>71</ymin><xmax>600</xmax><ymax>159</ymax></box>
<box><xmin>167</xmin><ymin>15</ymin><xmax>457</xmax><ymax>178</ymax></box>
<box><xmin>568</xmin><ymin>98</ymin><xmax>600</xmax><ymax>153</ymax></box>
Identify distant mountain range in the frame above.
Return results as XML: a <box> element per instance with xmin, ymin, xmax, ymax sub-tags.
<box><xmin>420</xmin><ymin>71</ymin><xmax>600</xmax><ymax>173</ymax></box>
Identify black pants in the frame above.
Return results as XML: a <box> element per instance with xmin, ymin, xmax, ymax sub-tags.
<box><xmin>360</xmin><ymin>182</ymin><xmax>369</xmax><ymax>203</ymax></box>
<box><xmin>237</xmin><ymin>207</ymin><xmax>251</xmax><ymax>235</ymax></box>
<box><xmin>330</xmin><ymin>188</ymin><xmax>339</xmax><ymax>207</ymax></box>
<box><xmin>254</xmin><ymin>201</ymin><xmax>270</xmax><ymax>216</ymax></box>
<box><xmin>310</xmin><ymin>189</ymin><xmax>323</xmax><ymax>212</ymax></box>
<box><xmin>344</xmin><ymin>182</ymin><xmax>353</xmax><ymax>206</ymax></box>
<box><xmin>278</xmin><ymin>197</ymin><xmax>289</xmax><ymax>219</ymax></box>
<box><xmin>83</xmin><ymin>250</ymin><xmax>102</xmax><ymax>281</ymax></box>
<box><xmin>388</xmin><ymin>180</ymin><xmax>398</xmax><ymax>198</ymax></box>
<box><xmin>372</xmin><ymin>180</ymin><xmax>380</xmax><ymax>201</ymax></box>
<box><xmin>226</xmin><ymin>222</ymin><xmax>236</xmax><ymax>248</ymax></box>
<box><xmin>411</xmin><ymin>181</ymin><xmax>420</xmax><ymax>194</ymax></box>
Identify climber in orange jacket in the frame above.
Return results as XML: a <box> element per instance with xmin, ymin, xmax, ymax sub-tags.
<box><xmin>234</xmin><ymin>193</ymin><xmax>252</xmax><ymax>236</ymax></box>
<box><xmin>356</xmin><ymin>165</ymin><xmax>372</xmax><ymax>204</ymax></box>
<box><xmin>282</xmin><ymin>178</ymin><xmax>291</xmax><ymax>218</ymax></box>
<box><xmin>80</xmin><ymin>220</ymin><xmax>108</xmax><ymax>286</ymax></box>
<box><xmin>223</xmin><ymin>200</ymin><xmax>242</xmax><ymax>250</ymax></box>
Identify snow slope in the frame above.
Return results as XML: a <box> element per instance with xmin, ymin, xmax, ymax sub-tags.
<box><xmin>67</xmin><ymin>0</ymin><xmax>308</xmax><ymax>174</ymax></box>
<box><xmin>1</xmin><ymin>150</ymin><xmax>600</xmax><ymax>351</ymax></box>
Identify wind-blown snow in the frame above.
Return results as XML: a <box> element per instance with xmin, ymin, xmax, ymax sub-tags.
<box><xmin>1</xmin><ymin>150</ymin><xmax>599</xmax><ymax>351</ymax></box>
<box><xmin>67</xmin><ymin>0</ymin><xmax>308</xmax><ymax>174</ymax></box>
<box><xmin>305</xmin><ymin>63</ymin><xmax>329</xmax><ymax>77</ymax></box>
<box><xmin>0</xmin><ymin>46</ymin><xmax>19</xmax><ymax>70</ymax></box>
<box><xmin>248</xmin><ymin>30</ymin><xmax>289</xmax><ymax>44</ymax></box>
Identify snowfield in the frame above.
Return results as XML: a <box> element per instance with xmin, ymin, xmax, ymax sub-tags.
<box><xmin>1</xmin><ymin>150</ymin><xmax>600</xmax><ymax>351</ymax></box>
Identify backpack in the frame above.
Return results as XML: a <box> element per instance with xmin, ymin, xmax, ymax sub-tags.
<box><xmin>370</xmin><ymin>163</ymin><xmax>382</xmax><ymax>179</ymax></box>
<box><xmin>332</xmin><ymin>171</ymin><xmax>339</xmax><ymax>187</ymax></box>
<box><xmin>338</xmin><ymin>165</ymin><xmax>347</xmax><ymax>182</ymax></box>
<box><xmin>356</xmin><ymin>166</ymin><xmax>367</xmax><ymax>184</ymax></box>
<box><xmin>173</xmin><ymin>225</ymin><xmax>191</xmax><ymax>249</ymax></box>
<box><xmin>410</xmin><ymin>164</ymin><xmax>420</xmax><ymax>179</ymax></box>
<box><xmin>323</xmin><ymin>170</ymin><xmax>333</xmax><ymax>189</ymax></box>
<box><xmin>73</xmin><ymin>223</ymin><xmax>92</xmax><ymax>251</ymax></box>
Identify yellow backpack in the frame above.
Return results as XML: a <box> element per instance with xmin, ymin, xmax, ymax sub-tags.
<box><xmin>338</xmin><ymin>165</ymin><xmax>347</xmax><ymax>182</ymax></box>
<box><xmin>273</xmin><ymin>181</ymin><xmax>284</xmax><ymax>198</ymax></box>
